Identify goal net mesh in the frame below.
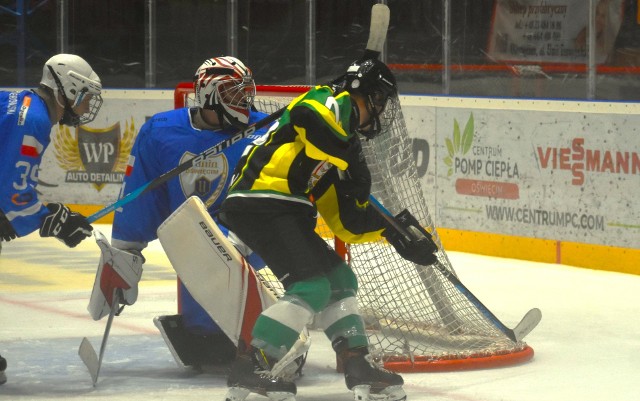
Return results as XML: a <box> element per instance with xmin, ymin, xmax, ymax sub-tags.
<box><xmin>174</xmin><ymin>83</ymin><xmax>534</xmax><ymax>372</ymax></box>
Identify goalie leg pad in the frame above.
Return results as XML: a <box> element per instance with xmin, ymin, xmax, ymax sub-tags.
<box><xmin>154</xmin><ymin>314</ymin><xmax>236</xmax><ymax>369</ymax></box>
<box><xmin>157</xmin><ymin>196</ymin><xmax>277</xmax><ymax>347</ymax></box>
<box><xmin>88</xmin><ymin>230</ymin><xmax>144</xmax><ymax>320</ymax></box>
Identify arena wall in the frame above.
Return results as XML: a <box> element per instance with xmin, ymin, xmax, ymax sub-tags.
<box><xmin>11</xmin><ymin>88</ymin><xmax>635</xmax><ymax>275</ymax></box>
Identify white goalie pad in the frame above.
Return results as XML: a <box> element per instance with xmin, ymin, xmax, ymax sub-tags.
<box><xmin>157</xmin><ymin>196</ymin><xmax>278</xmax><ymax>347</ymax></box>
<box><xmin>88</xmin><ymin>230</ymin><xmax>144</xmax><ymax>321</ymax></box>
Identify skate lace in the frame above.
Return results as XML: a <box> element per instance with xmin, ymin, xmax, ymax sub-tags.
<box><xmin>364</xmin><ymin>354</ymin><xmax>393</xmax><ymax>374</ymax></box>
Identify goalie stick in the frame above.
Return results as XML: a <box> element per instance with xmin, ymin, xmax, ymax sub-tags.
<box><xmin>78</xmin><ymin>289</ymin><xmax>121</xmax><ymax>385</ymax></box>
<box><xmin>369</xmin><ymin>195</ymin><xmax>542</xmax><ymax>343</ymax></box>
<box><xmin>86</xmin><ymin>106</ymin><xmax>287</xmax><ymax>223</ymax></box>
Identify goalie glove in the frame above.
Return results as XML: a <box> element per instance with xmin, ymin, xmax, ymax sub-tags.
<box><xmin>381</xmin><ymin>209</ymin><xmax>438</xmax><ymax>266</ymax></box>
<box><xmin>88</xmin><ymin>230</ymin><xmax>144</xmax><ymax>320</ymax></box>
<box><xmin>39</xmin><ymin>203</ymin><xmax>92</xmax><ymax>247</ymax></box>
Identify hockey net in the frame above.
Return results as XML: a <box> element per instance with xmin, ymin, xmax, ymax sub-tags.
<box><xmin>174</xmin><ymin>82</ymin><xmax>534</xmax><ymax>372</ymax></box>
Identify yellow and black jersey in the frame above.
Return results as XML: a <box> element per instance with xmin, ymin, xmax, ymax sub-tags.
<box><xmin>224</xmin><ymin>85</ymin><xmax>386</xmax><ymax>244</ymax></box>
<box><xmin>227</xmin><ymin>85</ymin><xmax>356</xmax><ymax>205</ymax></box>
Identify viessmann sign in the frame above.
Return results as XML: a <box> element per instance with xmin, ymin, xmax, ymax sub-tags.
<box><xmin>434</xmin><ymin>106</ymin><xmax>639</xmax><ymax>249</ymax></box>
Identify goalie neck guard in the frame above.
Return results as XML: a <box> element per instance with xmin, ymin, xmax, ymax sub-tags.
<box><xmin>193</xmin><ymin>56</ymin><xmax>256</xmax><ymax>130</ymax></box>
<box><xmin>332</xmin><ymin>58</ymin><xmax>398</xmax><ymax>140</ymax></box>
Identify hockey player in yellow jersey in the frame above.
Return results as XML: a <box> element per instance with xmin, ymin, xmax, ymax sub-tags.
<box><xmin>219</xmin><ymin>57</ymin><xmax>438</xmax><ymax>401</ymax></box>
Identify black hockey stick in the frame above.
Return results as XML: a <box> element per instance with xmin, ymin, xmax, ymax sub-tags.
<box><xmin>78</xmin><ymin>289</ymin><xmax>121</xmax><ymax>385</ymax></box>
<box><xmin>369</xmin><ymin>195</ymin><xmax>542</xmax><ymax>343</ymax></box>
<box><xmin>87</xmin><ymin>106</ymin><xmax>286</xmax><ymax>223</ymax></box>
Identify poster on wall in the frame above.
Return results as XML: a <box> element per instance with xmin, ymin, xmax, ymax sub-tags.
<box><xmin>37</xmin><ymin>93</ymin><xmax>172</xmax><ymax>205</ymax></box>
<box><xmin>487</xmin><ymin>0</ymin><xmax>624</xmax><ymax>64</ymax></box>
<box><xmin>435</xmin><ymin>106</ymin><xmax>640</xmax><ymax>249</ymax></box>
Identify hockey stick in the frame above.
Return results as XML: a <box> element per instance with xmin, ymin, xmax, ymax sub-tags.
<box><xmin>369</xmin><ymin>195</ymin><xmax>542</xmax><ymax>343</ymax></box>
<box><xmin>86</xmin><ymin>107</ymin><xmax>287</xmax><ymax>223</ymax></box>
<box><xmin>78</xmin><ymin>289</ymin><xmax>121</xmax><ymax>385</ymax></box>
<box><xmin>363</xmin><ymin>3</ymin><xmax>390</xmax><ymax>59</ymax></box>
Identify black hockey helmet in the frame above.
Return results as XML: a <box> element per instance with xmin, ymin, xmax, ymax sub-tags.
<box><xmin>333</xmin><ymin>58</ymin><xmax>398</xmax><ymax>139</ymax></box>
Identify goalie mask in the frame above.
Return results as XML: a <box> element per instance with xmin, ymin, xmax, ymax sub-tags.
<box><xmin>40</xmin><ymin>54</ymin><xmax>103</xmax><ymax>127</ymax></box>
<box><xmin>194</xmin><ymin>56</ymin><xmax>256</xmax><ymax>130</ymax></box>
<box><xmin>334</xmin><ymin>58</ymin><xmax>398</xmax><ymax>139</ymax></box>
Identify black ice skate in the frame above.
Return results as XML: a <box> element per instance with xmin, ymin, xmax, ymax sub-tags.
<box><xmin>225</xmin><ymin>345</ymin><xmax>296</xmax><ymax>401</ymax></box>
<box><xmin>0</xmin><ymin>354</ymin><xmax>7</xmax><ymax>385</ymax></box>
<box><xmin>334</xmin><ymin>338</ymin><xmax>406</xmax><ymax>401</ymax></box>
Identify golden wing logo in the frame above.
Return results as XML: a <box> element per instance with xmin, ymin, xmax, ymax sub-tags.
<box><xmin>115</xmin><ymin>118</ymin><xmax>136</xmax><ymax>173</ymax></box>
<box><xmin>53</xmin><ymin>118</ymin><xmax>137</xmax><ymax>191</ymax></box>
<box><xmin>53</xmin><ymin>124</ymin><xmax>84</xmax><ymax>172</ymax></box>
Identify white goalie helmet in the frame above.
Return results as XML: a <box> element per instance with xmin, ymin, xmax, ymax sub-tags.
<box><xmin>40</xmin><ymin>54</ymin><xmax>103</xmax><ymax>126</ymax></box>
<box><xmin>194</xmin><ymin>56</ymin><xmax>256</xmax><ymax>129</ymax></box>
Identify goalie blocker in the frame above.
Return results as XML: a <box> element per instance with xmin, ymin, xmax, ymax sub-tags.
<box><xmin>88</xmin><ymin>230</ymin><xmax>144</xmax><ymax>320</ymax></box>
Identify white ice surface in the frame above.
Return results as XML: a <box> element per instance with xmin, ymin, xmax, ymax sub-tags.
<box><xmin>1</xmin><ymin>225</ymin><xmax>639</xmax><ymax>401</ymax></box>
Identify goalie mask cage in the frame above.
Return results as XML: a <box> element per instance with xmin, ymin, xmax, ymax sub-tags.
<box><xmin>174</xmin><ymin>82</ymin><xmax>534</xmax><ymax>372</ymax></box>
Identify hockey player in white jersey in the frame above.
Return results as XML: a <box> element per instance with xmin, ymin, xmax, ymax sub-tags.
<box><xmin>88</xmin><ymin>56</ymin><xmax>271</xmax><ymax>368</ymax></box>
<box><xmin>0</xmin><ymin>53</ymin><xmax>103</xmax><ymax>384</ymax></box>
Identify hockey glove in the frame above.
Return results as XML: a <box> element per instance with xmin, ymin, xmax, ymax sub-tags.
<box><xmin>39</xmin><ymin>203</ymin><xmax>93</xmax><ymax>247</ymax></box>
<box><xmin>88</xmin><ymin>230</ymin><xmax>145</xmax><ymax>320</ymax></box>
<box><xmin>0</xmin><ymin>211</ymin><xmax>18</xmax><ymax>242</ymax></box>
<box><xmin>382</xmin><ymin>209</ymin><xmax>439</xmax><ymax>266</ymax></box>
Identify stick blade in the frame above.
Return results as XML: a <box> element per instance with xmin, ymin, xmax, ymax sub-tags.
<box><xmin>366</xmin><ymin>3</ymin><xmax>390</xmax><ymax>54</ymax></box>
<box><xmin>78</xmin><ymin>337</ymin><xmax>99</xmax><ymax>386</ymax></box>
<box><xmin>513</xmin><ymin>308</ymin><xmax>542</xmax><ymax>342</ymax></box>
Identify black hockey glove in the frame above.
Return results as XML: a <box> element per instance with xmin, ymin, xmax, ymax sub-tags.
<box><xmin>382</xmin><ymin>209</ymin><xmax>438</xmax><ymax>266</ymax></box>
<box><xmin>335</xmin><ymin>136</ymin><xmax>372</xmax><ymax>204</ymax></box>
<box><xmin>39</xmin><ymin>203</ymin><xmax>93</xmax><ymax>248</ymax></box>
<box><xmin>0</xmin><ymin>211</ymin><xmax>18</xmax><ymax>242</ymax></box>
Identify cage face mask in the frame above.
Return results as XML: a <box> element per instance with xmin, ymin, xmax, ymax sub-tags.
<box><xmin>41</xmin><ymin>54</ymin><xmax>102</xmax><ymax>126</ymax></box>
<box><xmin>194</xmin><ymin>56</ymin><xmax>256</xmax><ymax>130</ymax></box>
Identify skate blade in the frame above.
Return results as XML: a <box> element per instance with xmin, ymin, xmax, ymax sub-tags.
<box><xmin>352</xmin><ymin>384</ymin><xmax>407</xmax><ymax>401</ymax></box>
<box><xmin>225</xmin><ymin>386</ymin><xmax>250</xmax><ymax>401</ymax></box>
<box><xmin>224</xmin><ymin>387</ymin><xmax>295</xmax><ymax>401</ymax></box>
<box><xmin>266</xmin><ymin>391</ymin><xmax>296</xmax><ymax>401</ymax></box>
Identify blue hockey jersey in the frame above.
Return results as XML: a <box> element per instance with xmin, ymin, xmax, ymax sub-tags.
<box><xmin>111</xmin><ymin>107</ymin><xmax>269</xmax><ymax>247</ymax></box>
<box><xmin>0</xmin><ymin>90</ymin><xmax>53</xmax><ymax>237</ymax></box>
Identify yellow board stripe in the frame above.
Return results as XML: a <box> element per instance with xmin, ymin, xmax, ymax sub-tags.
<box><xmin>438</xmin><ymin>228</ymin><xmax>640</xmax><ymax>276</ymax></box>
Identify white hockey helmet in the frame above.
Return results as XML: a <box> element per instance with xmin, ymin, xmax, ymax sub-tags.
<box><xmin>193</xmin><ymin>56</ymin><xmax>256</xmax><ymax>129</ymax></box>
<box><xmin>40</xmin><ymin>54</ymin><xmax>103</xmax><ymax>126</ymax></box>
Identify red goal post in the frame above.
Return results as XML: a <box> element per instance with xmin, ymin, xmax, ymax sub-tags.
<box><xmin>174</xmin><ymin>82</ymin><xmax>535</xmax><ymax>373</ymax></box>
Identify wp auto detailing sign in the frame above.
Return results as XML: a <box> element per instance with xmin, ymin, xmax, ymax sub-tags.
<box><xmin>37</xmin><ymin>89</ymin><xmax>173</xmax><ymax>204</ymax></box>
<box><xmin>434</xmin><ymin>102</ymin><xmax>639</xmax><ymax>249</ymax></box>
<box><xmin>487</xmin><ymin>0</ymin><xmax>623</xmax><ymax>64</ymax></box>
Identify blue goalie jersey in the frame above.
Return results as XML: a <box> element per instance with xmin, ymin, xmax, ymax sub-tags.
<box><xmin>112</xmin><ymin>107</ymin><xmax>269</xmax><ymax>246</ymax></box>
<box><xmin>111</xmin><ymin>107</ymin><xmax>269</xmax><ymax>335</ymax></box>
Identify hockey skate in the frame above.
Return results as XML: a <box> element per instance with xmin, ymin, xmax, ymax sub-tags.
<box><xmin>335</xmin><ymin>339</ymin><xmax>406</xmax><ymax>401</ymax></box>
<box><xmin>225</xmin><ymin>345</ymin><xmax>296</xmax><ymax>401</ymax></box>
<box><xmin>0</xmin><ymin>354</ymin><xmax>7</xmax><ymax>385</ymax></box>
